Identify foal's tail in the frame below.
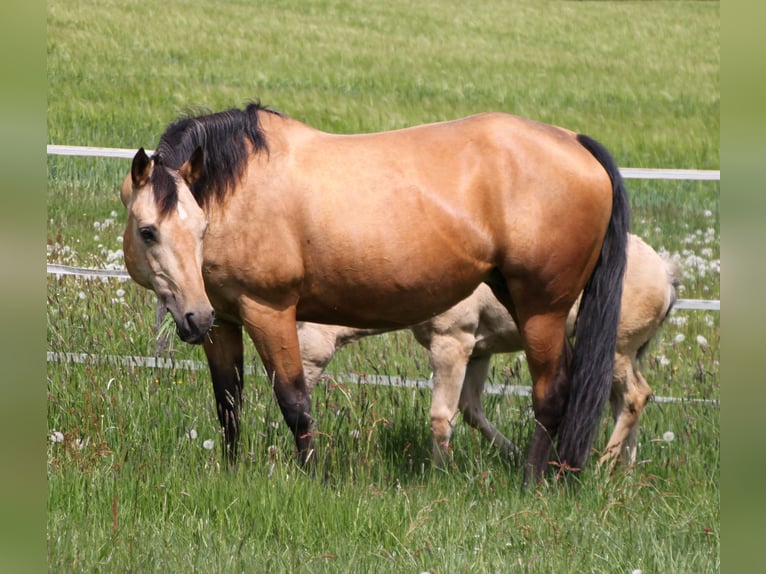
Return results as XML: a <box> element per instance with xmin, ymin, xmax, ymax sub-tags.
<box><xmin>556</xmin><ymin>134</ymin><xmax>631</xmax><ymax>471</ymax></box>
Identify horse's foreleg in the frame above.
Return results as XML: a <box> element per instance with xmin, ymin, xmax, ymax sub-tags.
<box><xmin>203</xmin><ymin>320</ymin><xmax>244</xmax><ymax>464</ymax></box>
<box><xmin>241</xmin><ymin>300</ymin><xmax>314</xmax><ymax>464</ymax></box>
<box><xmin>459</xmin><ymin>356</ymin><xmax>521</xmax><ymax>459</ymax></box>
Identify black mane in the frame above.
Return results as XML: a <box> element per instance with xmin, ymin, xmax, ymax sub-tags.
<box><xmin>150</xmin><ymin>101</ymin><xmax>277</xmax><ymax>215</ymax></box>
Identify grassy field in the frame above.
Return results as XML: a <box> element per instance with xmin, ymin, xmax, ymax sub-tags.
<box><xmin>47</xmin><ymin>0</ymin><xmax>719</xmax><ymax>572</ymax></box>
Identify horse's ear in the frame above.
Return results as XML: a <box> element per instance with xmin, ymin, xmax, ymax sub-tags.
<box><xmin>120</xmin><ymin>173</ymin><xmax>132</xmax><ymax>207</ymax></box>
<box><xmin>179</xmin><ymin>146</ymin><xmax>204</xmax><ymax>186</ymax></box>
<box><xmin>131</xmin><ymin>147</ymin><xmax>152</xmax><ymax>187</ymax></box>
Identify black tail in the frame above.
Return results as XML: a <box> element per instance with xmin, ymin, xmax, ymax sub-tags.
<box><xmin>556</xmin><ymin>134</ymin><xmax>631</xmax><ymax>471</ymax></box>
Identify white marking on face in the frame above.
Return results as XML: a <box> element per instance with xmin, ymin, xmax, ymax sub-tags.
<box><xmin>177</xmin><ymin>203</ymin><xmax>188</xmax><ymax>221</ymax></box>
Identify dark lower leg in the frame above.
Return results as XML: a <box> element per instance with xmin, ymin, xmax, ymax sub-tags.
<box><xmin>523</xmin><ymin>338</ymin><xmax>572</xmax><ymax>487</ymax></box>
<box><xmin>204</xmin><ymin>322</ymin><xmax>245</xmax><ymax>464</ymax></box>
<box><xmin>272</xmin><ymin>376</ymin><xmax>314</xmax><ymax>463</ymax></box>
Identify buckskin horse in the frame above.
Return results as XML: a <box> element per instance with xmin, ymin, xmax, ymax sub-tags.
<box><xmin>297</xmin><ymin>233</ymin><xmax>677</xmax><ymax>469</ymax></box>
<box><xmin>120</xmin><ymin>102</ymin><xmax>630</xmax><ymax>485</ymax></box>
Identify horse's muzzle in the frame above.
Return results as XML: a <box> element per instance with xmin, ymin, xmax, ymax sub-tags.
<box><xmin>177</xmin><ymin>308</ymin><xmax>215</xmax><ymax>344</ymax></box>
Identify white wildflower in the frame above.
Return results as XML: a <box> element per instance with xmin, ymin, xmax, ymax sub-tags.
<box><xmin>662</xmin><ymin>431</ymin><xmax>675</xmax><ymax>442</ymax></box>
<box><xmin>203</xmin><ymin>439</ymin><xmax>215</xmax><ymax>450</ymax></box>
<box><xmin>696</xmin><ymin>335</ymin><xmax>708</xmax><ymax>348</ymax></box>
<box><xmin>187</xmin><ymin>429</ymin><xmax>198</xmax><ymax>440</ymax></box>
<box><xmin>674</xmin><ymin>333</ymin><xmax>686</xmax><ymax>344</ymax></box>
<box><xmin>50</xmin><ymin>430</ymin><xmax>65</xmax><ymax>443</ymax></box>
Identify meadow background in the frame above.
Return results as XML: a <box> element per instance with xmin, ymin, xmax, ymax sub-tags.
<box><xmin>47</xmin><ymin>0</ymin><xmax>719</xmax><ymax>572</ymax></box>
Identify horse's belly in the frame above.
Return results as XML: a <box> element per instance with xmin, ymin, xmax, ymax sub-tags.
<box><xmin>296</xmin><ymin>273</ymin><xmax>485</xmax><ymax>328</ymax></box>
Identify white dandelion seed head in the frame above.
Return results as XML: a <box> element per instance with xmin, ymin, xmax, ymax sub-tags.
<box><xmin>78</xmin><ymin>291</ymin><xmax>86</xmax><ymax>300</ymax></box>
<box><xmin>658</xmin><ymin>355</ymin><xmax>670</xmax><ymax>366</ymax></box>
<box><xmin>106</xmin><ymin>249</ymin><xmax>124</xmax><ymax>265</ymax></box>
<box><xmin>50</xmin><ymin>430</ymin><xmax>65</xmax><ymax>443</ymax></box>
<box><xmin>674</xmin><ymin>333</ymin><xmax>686</xmax><ymax>344</ymax></box>
<box><xmin>696</xmin><ymin>335</ymin><xmax>708</xmax><ymax>347</ymax></box>
<box><xmin>203</xmin><ymin>439</ymin><xmax>215</xmax><ymax>450</ymax></box>
<box><xmin>187</xmin><ymin>429</ymin><xmax>198</xmax><ymax>440</ymax></box>
<box><xmin>663</xmin><ymin>431</ymin><xmax>675</xmax><ymax>442</ymax></box>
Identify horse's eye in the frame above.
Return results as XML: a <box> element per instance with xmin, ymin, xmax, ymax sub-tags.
<box><xmin>139</xmin><ymin>226</ymin><xmax>157</xmax><ymax>244</ymax></box>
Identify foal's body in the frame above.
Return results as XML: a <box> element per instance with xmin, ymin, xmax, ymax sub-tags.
<box><xmin>121</xmin><ymin>104</ymin><xmax>629</xmax><ymax>483</ymax></box>
<box><xmin>298</xmin><ymin>234</ymin><xmax>677</xmax><ymax>467</ymax></box>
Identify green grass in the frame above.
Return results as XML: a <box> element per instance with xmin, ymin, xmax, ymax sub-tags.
<box><xmin>47</xmin><ymin>0</ymin><xmax>719</xmax><ymax>571</ymax></box>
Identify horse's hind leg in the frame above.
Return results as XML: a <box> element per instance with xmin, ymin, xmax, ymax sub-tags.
<box><xmin>203</xmin><ymin>320</ymin><xmax>244</xmax><ymax>464</ymax></box>
<box><xmin>459</xmin><ymin>356</ymin><xmax>521</xmax><ymax>459</ymax></box>
<box><xmin>487</xmin><ymin>274</ymin><xmax>573</xmax><ymax>484</ymax></box>
<box><xmin>518</xmin><ymin>313</ymin><xmax>573</xmax><ymax>485</ymax></box>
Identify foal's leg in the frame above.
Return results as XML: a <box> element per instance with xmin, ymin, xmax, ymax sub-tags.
<box><xmin>599</xmin><ymin>357</ymin><xmax>652</xmax><ymax>468</ymax></box>
<box><xmin>427</xmin><ymin>332</ymin><xmax>473</xmax><ymax>467</ymax></box>
<box><xmin>202</xmin><ymin>320</ymin><xmax>244</xmax><ymax>463</ymax></box>
<box><xmin>458</xmin><ymin>356</ymin><xmax>521</xmax><ymax>459</ymax></box>
<box><xmin>240</xmin><ymin>299</ymin><xmax>314</xmax><ymax>464</ymax></box>
<box><xmin>297</xmin><ymin>323</ymin><xmax>340</xmax><ymax>390</ymax></box>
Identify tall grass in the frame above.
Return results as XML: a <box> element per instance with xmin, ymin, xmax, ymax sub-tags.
<box><xmin>48</xmin><ymin>0</ymin><xmax>719</xmax><ymax>571</ymax></box>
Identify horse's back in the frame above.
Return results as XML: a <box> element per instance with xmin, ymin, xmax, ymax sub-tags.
<box><xmin>220</xmin><ymin>111</ymin><xmax>618</xmax><ymax>327</ymax></box>
<box><xmin>617</xmin><ymin>236</ymin><xmax>678</xmax><ymax>355</ymax></box>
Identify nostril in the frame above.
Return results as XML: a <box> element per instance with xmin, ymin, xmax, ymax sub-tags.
<box><xmin>185</xmin><ymin>312</ymin><xmax>197</xmax><ymax>331</ymax></box>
